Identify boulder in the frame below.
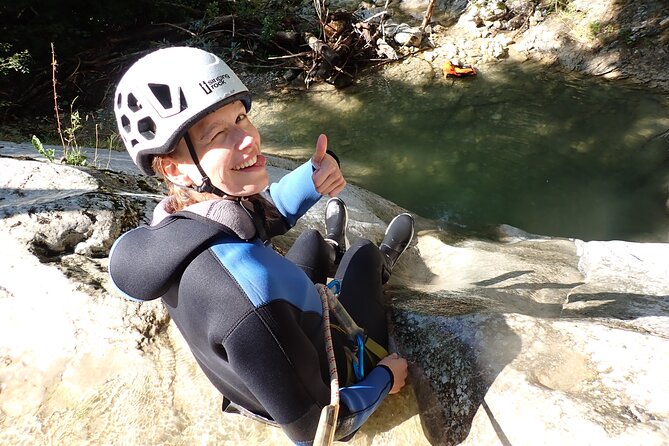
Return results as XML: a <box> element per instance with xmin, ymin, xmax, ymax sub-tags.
<box><xmin>1</xmin><ymin>146</ymin><xmax>668</xmax><ymax>445</ymax></box>
<box><xmin>390</xmin><ymin>232</ymin><xmax>669</xmax><ymax>445</ymax></box>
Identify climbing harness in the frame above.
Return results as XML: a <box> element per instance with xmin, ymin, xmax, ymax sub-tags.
<box><xmin>324</xmin><ymin>280</ymin><xmax>366</xmax><ymax>382</ymax></box>
<box><xmin>314</xmin><ymin>279</ymin><xmax>383</xmax><ymax>445</ymax></box>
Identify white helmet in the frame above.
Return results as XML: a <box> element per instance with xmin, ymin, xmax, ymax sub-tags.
<box><xmin>114</xmin><ymin>46</ymin><xmax>251</xmax><ymax>175</ymax></box>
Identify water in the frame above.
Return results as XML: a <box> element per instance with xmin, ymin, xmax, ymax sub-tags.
<box><xmin>253</xmin><ymin>62</ymin><xmax>669</xmax><ymax>242</ymax></box>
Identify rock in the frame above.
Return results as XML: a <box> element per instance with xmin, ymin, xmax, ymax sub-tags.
<box><xmin>423</xmin><ymin>50</ymin><xmax>437</xmax><ymax>62</ymax></box>
<box><xmin>507</xmin><ymin>14</ymin><xmax>526</xmax><ymax>30</ymax></box>
<box><xmin>1</xmin><ymin>148</ymin><xmax>668</xmax><ymax>446</ymax></box>
<box><xmin>389</xmin><ymin>233</ymin><xmax>669</xmax><ymax>445</ymax></box>
<box><xmin>392</xmin><ymin>23</ymin><xmax>424</xmax><ymax>47</ymax></box>
<box><xmin>0</xmin><ymin>158</ymin><xmax>162</xmax><ymax>259</ymax></box>
<box><xmin>376</xmin><ymin>38</ymin><xmax>398</xmax><ymax>60</ymax></box>
<box><xmin>533</xmin><ymin>9</ymin><xmax>544</xmax><ymax>21</ymax></box>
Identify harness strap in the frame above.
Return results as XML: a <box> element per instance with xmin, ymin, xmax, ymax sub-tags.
<box><xmin>363</xmin><ymin>336</ymin><xmax>388</xmax><ymax>362</ymax></box>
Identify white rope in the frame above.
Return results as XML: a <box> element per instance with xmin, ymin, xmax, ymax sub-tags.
<box><xmin>314</xmin><ymin>283</ymin><xmax>340</xmax><ymax>445</ymax></box>
<box><xmin>316</xmin><ymin>283</ymin><xmax>339</xmax><ymax>408</ymax></box>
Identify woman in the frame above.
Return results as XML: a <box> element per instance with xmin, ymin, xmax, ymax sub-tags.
<box><xmin>109</xmin><ymin>46</ymin><xmax>414</xmax><ymax>444</ymax></box>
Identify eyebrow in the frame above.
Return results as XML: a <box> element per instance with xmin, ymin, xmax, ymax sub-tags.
<box><xmin>200</xmin><ymin>122</ymin><xmax>221</xmax><ymax>142</ymax></box>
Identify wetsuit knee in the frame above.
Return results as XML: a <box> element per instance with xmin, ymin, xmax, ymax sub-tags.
<box><xmin>285</xmin><ymin>229</ymin><xmax>334</xmax><ymax>284</ymax></box>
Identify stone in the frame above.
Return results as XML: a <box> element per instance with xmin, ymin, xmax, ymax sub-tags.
<box><xmin>376</xmin><ymin>38</ymin><xmax>398</xmax><ymax>60</ymax></box>
<box><xmin>0</xmin><ymin>158</ymin><xmax>161</xmax><ymax>259</ymax></box>
<box><xmin>392</xmin><ymin>24</ymin><xmax>424</xmax><ymax>47</ymax></box>
<box><xmin>389</xmin><ymin>233</ymin><xmax>669</xmax><ymax>445</ymax></box>
<box><xmin>1</xmin><ymin>145</ymin><xmax>668</xmax><ymax>446</ymax></box>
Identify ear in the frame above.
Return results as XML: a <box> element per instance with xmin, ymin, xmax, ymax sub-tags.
<box><xmin>161</xmin><ymin>157</ymin><xmax>194</xmax><ymax>187</ymax></box>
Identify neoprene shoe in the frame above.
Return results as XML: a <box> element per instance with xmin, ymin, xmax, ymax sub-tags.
<box><xmin>380</xmin><ymin>213</ymin><xmax>414</xmax><ymax>283</ymax></box>
<box><xmin>324</xmin><ymin>197</ymin><xmax>348</xmax><ymax>261</ymax></box>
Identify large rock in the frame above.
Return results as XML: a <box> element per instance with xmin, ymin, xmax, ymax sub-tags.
<box><xmin>0</xmin><ymin>152</ymin><xmax>426</xmax><ymax>446</ymax></box>
<box><xmin>390</xmin><ymin>233</ymin><xmax>669</xmax><ymax>445</ymax></box>
<box><xmin>1</xmin><ymin>149</ymin><xmax>667</xmax><ymax>445</ymax></box>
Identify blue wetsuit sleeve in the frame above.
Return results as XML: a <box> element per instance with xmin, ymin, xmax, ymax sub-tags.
<box><xmin>268</xmin><ymin>160</ymin><xmax>322</xmax><ymax>227</ymax></box>
<box><xmin>335</xmin><ymin>366</ymin><xmax>393</xmax><ymax>439</ymax></box>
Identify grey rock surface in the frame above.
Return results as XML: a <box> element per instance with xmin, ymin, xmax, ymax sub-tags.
<box><xmin>1</xmin><ymin>146</ymin><xmax>667</xmax><ymax>445</ymax></box>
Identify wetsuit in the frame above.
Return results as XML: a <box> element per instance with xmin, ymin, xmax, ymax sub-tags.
<box><xmin>109</xmin><ymin>160</ymin><xmax>392</xmax><ymax>444</ymax></box>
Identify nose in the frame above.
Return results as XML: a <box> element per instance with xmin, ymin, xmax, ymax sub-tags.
<box><xmin>230</xmin><ymin>126</ymin><xmax>255</xmax><ymax>152</ymax></box>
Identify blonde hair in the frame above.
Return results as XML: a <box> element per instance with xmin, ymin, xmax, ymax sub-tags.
<box><xmin>152</xmin><ymin>154</ymin><xmax>208</xmax><ymax>213</ymax></box>
<box><xmin>151</xmin><ymin>153</ymin><xmax>284</xmax><ymax>236</ymax></box>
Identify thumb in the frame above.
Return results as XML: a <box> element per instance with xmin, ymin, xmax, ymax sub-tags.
<box><xmin>311</xmin><ymin>134</ymin><xmax>328</xmax><ymax>168</ymax></box>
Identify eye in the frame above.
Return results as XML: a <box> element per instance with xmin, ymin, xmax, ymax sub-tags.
<box><xmin>236</xmin><ymin>113</ymin><xmax>247</xmax><ymax>124</ymax></box>
<box><xmin>209</xmin><ymin>129</ymin><xmax>227</xmax><ymax>143</ymax></box>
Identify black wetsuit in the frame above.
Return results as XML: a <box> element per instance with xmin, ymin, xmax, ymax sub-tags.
<box><xmin>109</xmin><ymin>160</ymin><xmax>392</xmax><ymax>444</ymax></box>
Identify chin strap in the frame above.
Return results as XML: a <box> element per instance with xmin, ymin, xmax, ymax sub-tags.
<box><xmin>182</xmin><ymin>132</ymin><xmax>270</xmax><ymax>243</ymax></box>
<box><xmin>183</xmin><ymin>132</ymin><xmax>231</xmax><ymax>198</ymax></box>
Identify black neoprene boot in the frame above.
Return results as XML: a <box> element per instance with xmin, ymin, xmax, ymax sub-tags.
<box><xmin>380</xmin><ymin>213</ymin><xmax>415</xmax><ymax>283</ymax></box>
<box><xmin>324</xmin><ymin>197</ymin><xmax>348</xmax><ymax>264</ymax></box>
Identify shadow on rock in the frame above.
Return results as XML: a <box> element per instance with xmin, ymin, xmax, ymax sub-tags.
<box><xmin>564</xmin><ymin>292</ymin><xmax>669</xmax><ymax>320</ymax></box>
<box><xmin>387</xmin><ymin>288</ymin><xmax>522</xmax><ymax>445</ymax></box>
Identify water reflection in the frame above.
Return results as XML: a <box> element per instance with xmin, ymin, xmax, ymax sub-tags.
<box><xmin>253</xmin><ymin>62</ymin><xmax>669</xmax><ymax>242</ymax></box>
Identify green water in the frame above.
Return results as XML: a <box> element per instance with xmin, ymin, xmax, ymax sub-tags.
<box><xmin>255</xmin><ymin>63</ymin><xmax>669</xmax><ymax>242</ymax></box>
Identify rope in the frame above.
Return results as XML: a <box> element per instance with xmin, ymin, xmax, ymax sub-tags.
<box><xmin>314</xmin><ymin>283</ymin><xmax>340</xmax><ymax>446</ymax></box>
<box><xmin>317</xmin><ymin>283</ymin><xmax>339</xmax><ymax>407</ymax></box>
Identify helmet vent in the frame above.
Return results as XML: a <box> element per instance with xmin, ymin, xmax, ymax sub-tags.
<box><xmin>116</xmin><ymin>93</ymin><xmax>122</xmax><ymax>109</ymax></box>
<box><xmin>179</xmin><ymin>88</ymin><xmax>188</xmax><ymax>111</ymax></box>
<box><xmin>121</xmin><ymin>115</ymin><xmax>131</xmax><ymax>133</ymax></box>
<box><xmin>137</xmin><ymin>117</ymin><xmax>156</xmax><ymax>140</ymax></box>
<box><xmin>127</xmin><ymin>93</ymin><xmax>141</xmax><ymax>112</ymax></box>
<box><xmin>130</xmin><ymin>139</ymin><xmax>139</xmax><ymax>147</ymax></box>
<box><xmin>149</xmin><ymin>83</ymin><xmax>172</xmax><ymax>110</ymax></box>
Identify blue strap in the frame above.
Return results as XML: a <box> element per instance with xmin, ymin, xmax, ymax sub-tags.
<box><xmin>353</xmin><ymin>335</ymin><xmax>365</xmax><ymax>382</ymax></box>
<box><xmin>327</xmin><ymin>279</ymin><xmax>365</xmax><ymax>382</ymax></box>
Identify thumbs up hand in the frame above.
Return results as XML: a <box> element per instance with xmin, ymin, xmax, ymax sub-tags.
<box><xmin>311</xmin><ymin>134</ymin><xmax>346</xmax><ymax>197</ymax></box>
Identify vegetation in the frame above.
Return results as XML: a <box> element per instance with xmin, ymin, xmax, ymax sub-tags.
<box><xmin>30</xmin><ymin>135</ymin><xmax>55</xmax><ymax>163</ymax></box>
<box><xmin>0</xmin><ymin>0</ymin><xmax>306</xmax><ymax>147</ymax></box>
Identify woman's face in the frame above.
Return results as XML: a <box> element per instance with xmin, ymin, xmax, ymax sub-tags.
<box><xmin>167</xmin><ymin>100</ymin><xmax>268</xmax><ymax>197</ymax></box>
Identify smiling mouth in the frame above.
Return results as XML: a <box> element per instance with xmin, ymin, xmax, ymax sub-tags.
<box><xmin>232</xmin><ymin>155</ymin><xmax>258</xmax><ymax>170</ymax></box>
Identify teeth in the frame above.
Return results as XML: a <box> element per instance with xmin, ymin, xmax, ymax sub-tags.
<box><xmin>233</xmin><ymin>155</ymin><xmax>257</xmax><ymax>170</ymax></box>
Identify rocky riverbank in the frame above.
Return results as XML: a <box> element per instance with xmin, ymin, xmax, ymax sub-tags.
<box><xmin>252</xmin><ymin>0</ymin><xmax>669</xmax><ymax>94</ymax></box>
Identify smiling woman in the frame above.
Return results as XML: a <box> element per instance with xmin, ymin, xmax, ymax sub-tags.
<box><xmin>152</xmin><ymin>100</ymin><xmax>270</xmax><ymax>210</ymax></box>
<box><xmin>107</xmin><ymin>46</ymin><xmax>415</xmax><ymax>445</ymax></box>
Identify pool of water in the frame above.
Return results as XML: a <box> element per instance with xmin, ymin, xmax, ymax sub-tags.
<box><xmin>253</xmin><ymin>62</ymin><xmax>669</xmax><ymax>242</ymax></box>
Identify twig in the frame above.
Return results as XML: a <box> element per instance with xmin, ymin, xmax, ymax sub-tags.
<box><xmin>157</xmin><ymin>22</ymin><xmax>198</xmax><ymax>38</ymax></box>
<box><xmin>313</xmin><ymin>0</ymin><xmax>328</xmax><ymax>38</ymax></box>
<box><xmin>420</xmin><ymin>0</ymin><xmax>436</xmax><ymax>31</ymax></box>
<box><xmin>267</xmin><ymin>51</ymin><xmax>312</xmax><ymax>60</ymax></box>
<box><xmin>512</xmin><ymin>2</ymin><xmax>534</xmax><ymax>40</ymax></box>
<box><xmin>233</xmin><ymin>61</ymin><xmax>288</xmax><ymax>69</ymax></box>
<box><xmin>51</xmin><ymin>42</ymin><xmax>66</xmax><ymax>150</ymax></box>
<box><xmin>381</xmin><ymin>0</ymin><xmax>390</xmax><ymax>39</ymax></box>
<box><xmin>362</xmin><ymin>11</ymin><xmax>389</xmax><ymax>23</ymax></box>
